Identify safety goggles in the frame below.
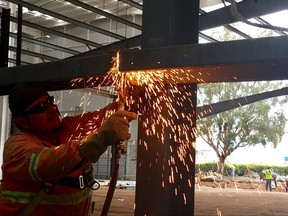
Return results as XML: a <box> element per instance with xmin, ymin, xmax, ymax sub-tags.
<box><xmin>25</xmin><ymin>96</ymin><xmax>55</xmax><ymax>115</ymax></box>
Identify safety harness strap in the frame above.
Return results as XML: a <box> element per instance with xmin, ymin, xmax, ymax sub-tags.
<box><xmin>18</xmin><ymin>183</ymin><xmax>52</xmax><ymax>216</ymax></box>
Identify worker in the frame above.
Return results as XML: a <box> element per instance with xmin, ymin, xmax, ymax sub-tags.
<box><xmin>263</xmin><ymin>168</ymin><xmax>273</xmax><ymax>191</ymax></box>
<box><xmin>0</xmin><ymin>83</ymin><xmax>137</xmax><ymax>216</ymax></box>
<box><xmin>225</xmin><ymin>162</ymin><xmax>235</xmax><ymax>177</ymax></box>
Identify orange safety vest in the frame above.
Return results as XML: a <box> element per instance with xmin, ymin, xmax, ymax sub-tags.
<box><xmin>0</xmin><ymin>109</ymin><xmax>108</xmax><ymax>216</ymax></box>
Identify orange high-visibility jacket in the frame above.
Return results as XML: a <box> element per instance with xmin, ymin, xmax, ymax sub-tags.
<box><xmin>0</xmin><ymin>109</ymin><xmax>108</xmax><ymax>216</ymax></box>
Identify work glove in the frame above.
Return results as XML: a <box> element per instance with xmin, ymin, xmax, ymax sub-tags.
<box><xmin>79</xmin><ymin>110</ymin><xmax>137</xmax><ymax>162</ymax></box>
<box><xmin>99</xmin><ymin>110</ymin><xmax>137</xmax><ymax>145</ymax></box>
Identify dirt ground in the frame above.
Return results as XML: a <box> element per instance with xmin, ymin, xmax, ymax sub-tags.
<box><xmin>91</xmin><ymin>180</ymin><xmax>288</xmax><ymax>216</ymax></box>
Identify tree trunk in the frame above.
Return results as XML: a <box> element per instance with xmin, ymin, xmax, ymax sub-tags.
<box><xmin>217</xmin><ymin>157</ymin><xmax>225</xmax><ymax>174</ymax></box>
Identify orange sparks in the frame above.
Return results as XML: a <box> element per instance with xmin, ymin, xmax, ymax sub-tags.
<box><xmin>71</xmin><ymin>52</ymin><xmax>199</xmax><ymax>192</ymax></box>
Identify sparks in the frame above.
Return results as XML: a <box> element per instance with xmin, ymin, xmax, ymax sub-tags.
<box><xmin>71</xmin><ymin>52</ymin><xmax>202</xmax><ymax>202</ymax></box>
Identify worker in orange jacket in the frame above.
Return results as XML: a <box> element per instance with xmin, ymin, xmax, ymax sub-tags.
<box><xmin>0</xmin><ymin>83</ymin><xmax>137</xmax><ymax>216</ymax></box>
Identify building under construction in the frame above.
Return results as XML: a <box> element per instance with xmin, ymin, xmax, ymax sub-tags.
<box><xmin>1</xmin><ymin>0</ymin><xmax>288</xmax><ymax>215</ymax></box>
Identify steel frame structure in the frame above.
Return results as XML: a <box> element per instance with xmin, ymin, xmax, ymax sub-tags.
<box><xmin>1</xmin><ymin>0</ymin><xmax>288</xmax><ymax>215</ymax></box>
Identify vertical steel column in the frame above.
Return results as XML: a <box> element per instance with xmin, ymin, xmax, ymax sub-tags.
<box><xmin>16</xmin><ymin>5</ymin><xmax>23</xmax><ymax>66</ymax></box>
<box><xmin>0</xmin><ymin>8</ymin><xmax>10</xmax><ymax>68</ymax></box>
<box><xmin>135</xmin><ymin>0</ymin><xmax>199</xmax><ymax>215</ymax></box>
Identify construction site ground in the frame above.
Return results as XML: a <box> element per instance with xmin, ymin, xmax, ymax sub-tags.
<box><xmin>92</xmin><ymin>178</ymin><xmax>288</xmax><ymax>216</ymax></box>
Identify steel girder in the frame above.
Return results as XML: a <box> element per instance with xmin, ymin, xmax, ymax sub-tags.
<box><xmin>1</xmin><ymin>35</ymin><xmax>288</xmax><ymax>95</ymax></box>
<box><xmin>2</xmin><ymin>0</ymin><xmax>286</xmax><ymax>62</ymax></box>
<box><xmin>118</xmin><ymin>0</ymin><xmax>143</xmax><ymax>10</ymax></box>
<box><xmin>196</xmin><ymin>87</ymin><xmax>288</xmax><ymax>120</ymax></box>
<box><xmin>65</xmin><ymin>0</ymin><xmax>141</xmax><ymax>30</ymax></box>
<box><xmin>119</xmin><ymin>35</ymin><xmax>288</xmax><ymax>83</ymax></box>
<box><xmin>0</xmin><ymin>53</ymin><xmax>113</xmax><ymax>95</ymax></box>
<box><xmin>6</xmin><ymin>0</ymin><xmax>126</xmax><ymax>40</ymax></box>
<box><xmin>73</xmin><ymin>0</ymin><xmax>288</xmax><ymax>58</ymax></box>
<box><xmin>199</xmin><ymin>0</ymin><xmax>288</xmax><ymax>30</ymax></box>
<box><xmin>6</xmin><ymin>15</ymin><xmax>102</xmax><ymax>47</ymax></box>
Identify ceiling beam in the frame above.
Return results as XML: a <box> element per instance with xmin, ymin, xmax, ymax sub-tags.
<box><xmin>9</xmin><ymin>46</ymin><xmax>60</xmax><ymax>61</ymax></box>
<box><xmin>6</xmin><ymin>0</ymin><xmax>126</xmax><ymax>40</ymax></box>
<box><xmin>69</xmin><ymin>35</ymin><xmax>141</xmax><ymax>58</ymax></box>
<box><xmin>5</xmin><ymin>0</ymin><xmax>287</xmax><ymax>60</ymax></box>
<box><xmin>8</xmin><ymin>58</ymin><xmax>30</xmax><ymax>65</ymax></box>
<box><xmin>73</xmin><ymin>0</ymin><xmax>288</xmax><ymax>57</ymax></box>
<box><xmin>9</xmin><ymin>32</ymin><xmax>80</xmax><ymax>55</ymax></box>
<box><xmin>7</xmin><ymin>15</ymin><xmax>102</xmax><ymax>48</ymax></box>
<box><xmin>65</xmin><ymin>0</ymin><xmax>141</xmax><ymax>30</ymax></box>
<box><xmin>223</xmin><ymin>25</ymin><xmax>252</xmax><ymax>39</ymax></box>
<box><xmin>118</xmin><ymin>0</ymin><xmax>143</xmax><ymax>10</ymax></box>
<box><xmin>199</xmin><ymin>0</ymin><xmax>288</xmax><ymax>31</ymax></box>
<box><xmin>255</xmin><ymin>17</ymin><xmax>287</xmax><ymax>36</ymax></box>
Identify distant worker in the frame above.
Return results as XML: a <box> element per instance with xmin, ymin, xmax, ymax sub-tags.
<box><xmin>262</xmin><ymin>168</ymin><xmax>273</xmax><ymax>191</ymax></box>
<box><xmin>225</xmin><ymin>162</ymin><xmax>235</xmax><ymax>177</ymax></box>
<box><xmin>0</xmin><ymin>83</ymin><xmax>138</xmax><ymax>216</ymax></box>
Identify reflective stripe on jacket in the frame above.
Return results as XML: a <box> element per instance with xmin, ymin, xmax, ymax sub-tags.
<box><xmin>1</xmin><ymin>187</ymin><xmax>92</xmax><ymax>205</ymax></box>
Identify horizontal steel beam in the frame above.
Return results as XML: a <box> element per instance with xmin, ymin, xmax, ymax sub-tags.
<box><xmin>8</xmin><ymin>58</ymin><xmax>30</xmax><ymax>65</ymax></box>
<box><xmin>7</xmin><ymin>15</ymin><xmax>102</xmax><ymax>48</ymax></box>
<box><xmin>11</xmin><ymin>33</ymin><xmax>80</xmax><ymax>55</ymax></box>
<box><xmin>66</xmin><ymin>0</ymin><xmax>141</xmax><ymax>30</ymax></box>
<box><xmin>118</xmin><ymin>0</ymin><xmax>143</xmax><ymax>10</ymax></box>
<box><xmin>4</xmin><ymin>0</ymin><xmax>286</xmax><ymax>61</ymax></box>
<box><xmin>196</xmin><ymin>87</ymin><xmax>288</xmax><ymax>119</ymax></box>
<box><xmin>0</xmin><ymin>53</ymin><xmax>114</xmax><ymax>95</ymax></box>
<box><xmin>119</xmin><ymin>36</ymin><xmax>288</xmax><ymax>83</ymax></box>
<box><xmin>199</xmin><ymin>0</ymin><xmax>288</xmax><ymax>31</ymax></box>
<box><xmin>1</xmin><ymin>36</ymin><xmax>288</xmax><ymax>95</ymax></box>
<box><xmin>73</xmin><ymin>0</ymin><xmax>287</xmax><ymax>58</ymax></box>
<box><xmin>6</xmin><ymin>0</ymin><xmax>125</xmax><ymax>40</ymax></box>
<box><xmin>70</xmin><ymin>35</ymin><xmax>141</xmax><ymax>59</ymax></box>
<box><xmin>9</xmin><ymin>46</ymin><xmax>60</xmax><ymax>62</ymax></box>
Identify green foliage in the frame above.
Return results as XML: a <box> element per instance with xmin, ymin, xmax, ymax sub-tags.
<box><xmin>195</xmin><ymin>162</ymin><xmax>218</xmax><ymax>173</ymax></box>
<box><xmin>196</xmin><ymin>162</ymin><xmax>288</xmax><ymax>176</ymax></box>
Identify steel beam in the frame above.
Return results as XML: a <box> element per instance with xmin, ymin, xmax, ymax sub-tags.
<box><xmin>136</xmin><ymin>0</ymin><xmax>199</xmax><ymax>215</ymax></box>
<box><xmin>1</xmin><ymin>36</ymin><xmax>288</xmax><ymax>94</ymax></box>
<box><xmin>7</xmin><ymin>15</ymin><xmax>102</xmax><ymax>48</ymax></box>
<box><xmin>16</xmin><ymin>5</ymin><xmax>22</xmax><ymax>66</ymax></box>
<box><xmin>196</xmin><ymin>87</ymin><xmax>288</xmax><ymax>120</ymax></box>
<box><xmin>224</xmin><ymin>25</ymin><xmax>252</xmax><ymax>39</ymax></box>
<box><xmin>70</xmin><ymin>35</ymin><xmax>141</xmax><ymax>59</ymax></box>
<box><xmin>8</xmin><ymin>58</ymin><xmax>30</xmax><ymax>65</ymax></box>
<box><xmin>68</xmin><ymin>0</ymin><xmax>288</xmax><ymax>58</ymax></box>
<box><xmin>9</xmin><ymin>32</ymin><xmax>80</xmax><ymax>55</ymax></box>
<box><xmin>65</xmin><ymin>0</ymin><xmax>141</xmax><ymax>30</ymax></box>
<box><xmin>0</xmin><ymin>53</ymin><xmax>114</xmax><ymax>95</ymax></box>
<box><xmin>0</xmin><ymin>9</ymin><xmax>10</xmax><ymax>68</ymax></box>
<box><xmin>6</xmin><ymin>0</ymin><xmax>125</xmax><ymax>40</ymax></box>
<box><xmin>199</xmin><ymin>0</ymin><xmax>288</xmax><ymax>31</ymax></box>
<box><xmin>4</xmin><ymin>0</ymin><xmax>287</xmax><ymax>61</ymax></box>
<box><xmin>9</xmin><ymin>46</ymin><xmax>60</xmax><ymax>62</ymax></box>
<box><xmin>119</xmin><ymin>35</ymin><xmax>288</xmax><ymax>83</ymax></box>
<box><xmin>118</xmin><ymin>0</ymin><xmax>143</xmax><ymax>10</ymax></box>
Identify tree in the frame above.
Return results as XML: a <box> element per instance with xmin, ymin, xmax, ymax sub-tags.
<box><xmin>197</xmin><ymin>81</ymin><xmax>288</xmax><ymax>174</ymax></box>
